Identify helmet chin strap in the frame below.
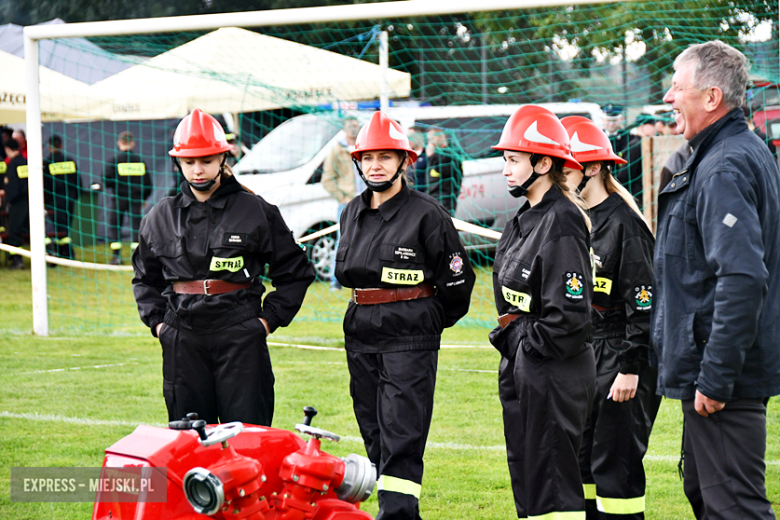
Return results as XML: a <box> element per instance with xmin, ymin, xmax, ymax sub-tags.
<box><xmin>352</xmin><ymin>153</ymin><xmax>407</xmax><ymax>193</ymax></box>
<box><xmin>576</xmin><ymin>162</ymin><xmax>611</xmax><ymax>195</ymax></box>
<box><xmin>576</xmin><ymin>174</ymin><xmax>590</xmax><ymax>195</ymax></box>
<box><xmin>173</xmin><ymin>154</ymin><xmax>227</xmax><ymax>193</ymax></box>
<box><xmin>508</xmin><ymin>154</ymin><xmax>541</xmax><ymax>199</ymax></box>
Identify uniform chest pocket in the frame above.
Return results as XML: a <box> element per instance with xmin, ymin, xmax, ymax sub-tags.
<box><xmin>379</xmin><ymin>243</ymin><xmax>425</xmax><ymax>264</ymax></box>
<box><xmin>664</xmin><ymin>202</ymin><xmax>695</xmax><ymax>260</ymax></box>
<box><xmin>508</xmin><ymin>259</ymin><xmax>532</xmax><ymax>283</ymax></box>
<box><xmin>154</xmin><ymin>238</ymin><xmax>184</xmax><ymax>259</ymax></box>
<box><xmin>336</xmin><ymin>243</ymin><xmax>349</xmax><ymax>262</ymax></box>
<box><xmin>501</xmin><ymin>259</ymin><xmax>533</xmax><ymax>292</ymax></box>
<box><xmin>592</xmin><ymin>247</ymin><xmax>616</xmax><ymax>277</ymax></box>
<box><xmin>220</xmin><ymin>232</ymin><xmax>250</xmax><ymax>249</ymax></box>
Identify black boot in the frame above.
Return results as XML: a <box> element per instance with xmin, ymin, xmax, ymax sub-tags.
<box><xmin>10</xmin><ymin>256</ymin><xmax>24</xmax><ymax>270</ymax></box>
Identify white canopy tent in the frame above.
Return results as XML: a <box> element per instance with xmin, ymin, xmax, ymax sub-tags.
<box><xmin>0</xmin><ymin>49</ymin><xmax>104</xmax><ymax>124</ymax></box>
<box><xmin>87</xmin><ymin>27</ymin><xmax>411</xmax><ymax>121</ymax></box>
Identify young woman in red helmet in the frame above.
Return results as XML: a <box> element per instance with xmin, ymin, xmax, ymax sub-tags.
<box><xmin>489</xmin><ymin>105</ymin><xmax>597</xmax><ymax>520</ymax></box>
<box><xmin>334</xmin><ymin>111</ymin><xmax>475</xmax><ymax>520</ymax></box>
<box><xmin>561</xmin><ymin>116</ymin><xmax>660</xmax><ymax>520</ymax></box>
<box><xmin>132</xmin><ymin>109</ymin><xmax>315</xmax><ymax>426</ymax></box>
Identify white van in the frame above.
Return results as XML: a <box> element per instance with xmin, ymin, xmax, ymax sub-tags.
<box><xmin>234</xmin><ymin>102</ymin><xmax>604</xmax><ymax>279</ymax></box>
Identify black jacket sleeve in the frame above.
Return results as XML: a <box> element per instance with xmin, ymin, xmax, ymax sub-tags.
<box><xmin>524</xmin><ymin>235</ymin><xmax>593</xmax><ymax>360</ymax></box>
<box><xmin>131</xmin><ymin>213</ymin><xmax>168</xmax><ymax>336</ymax></box>
<box><xmin>258</xmin><ymin>205</ymin><xmax>316</xmax><ymax>333</ymax></box>
<box><xmin>695</xmin><ymin>170</ymin><xmax>768</xmax><ymax>402</ymax></box>
<box><xmin>616</xmin><ymin>232</ymin><xmax>655</xmax><ymax>374</ymax></box>
<box><xmin>425</xmin><ymin>218</ymin><xmax>475</xmax><ymax>327</ymax></box>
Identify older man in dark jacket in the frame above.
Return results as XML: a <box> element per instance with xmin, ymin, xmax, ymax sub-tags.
<box><xmin>652</xmin><ymin>40</ymin><xmax>780</xmax><ymax>520</ymax></box>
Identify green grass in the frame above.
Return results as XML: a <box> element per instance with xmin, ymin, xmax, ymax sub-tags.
<box><xmin>1</xmin><ymin>264</ymin><xmax>778</xmax><ymax>519</ymax></box>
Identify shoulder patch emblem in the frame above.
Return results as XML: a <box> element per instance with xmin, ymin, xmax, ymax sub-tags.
<box><xmin>635</xmin><ymin>285</ymin><xmax>652</xmax><ymax>310</ymax></box>
<box><xmin>564</xmin><ymin>272</ymin><xmax>585</xmax><ymax>301</ymax></box>
<box><xmin>449</xmin><ymin>253</ymin><xmax>463</xmax><ymax>275</ymax></box>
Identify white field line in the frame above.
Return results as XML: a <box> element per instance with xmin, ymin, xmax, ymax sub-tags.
<box><xmin>0</xmin><ymin>411</ymin><xmax>167</xmax><ymax>428</ymax></box>
<box><xmin>1</xmin><ymin>411</ymin><xmax>778</xmax><ymax>464</ymax></box>
<box><xmin>11</xmin><ymin>338</ymin><xmax>492</xmax><ymax>350</ymax></box>
<box><xmin>267</xmin><ymin>342</ymin><xmax>343</xmax><ymax>351</ymax></box>
<box><xmin>269</xmin><ymin>342</ymin><xmax>492</xmax><ymax>351</ymax></box>
<box><xmin>282</xmin><ymin>361</ymin><xmax>497</xmax><ymax>374</ymax></box>
<box><xmin>15</xmin><ymin>362</ymin><xmax>139</xmax><ymax>375</ymax></box>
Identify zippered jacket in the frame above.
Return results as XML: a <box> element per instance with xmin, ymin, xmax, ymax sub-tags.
<box><xmin>490</xmin><ymin>185</ymin><xmax>593</xmax><ymax>361</ymax></box>
<box><xmin>651</xmin><ymin>108</ymin><xmax>780</xmax><ymax>401</ymax></box>
<box><xmin>335</xmin><ymin>183</ymin><xmax>475</xmax><ymax>352</ymax></box>
<box><xmin>132</xmin><ymin>174</ymin><xmax>315</xmax><ymax>335</ymax></box>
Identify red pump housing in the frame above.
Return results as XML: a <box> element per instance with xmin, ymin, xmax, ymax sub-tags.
<box><xmin>91</xmin><ymin>410</ymin><xmax>375</xmax><ymax>520</ymax></box>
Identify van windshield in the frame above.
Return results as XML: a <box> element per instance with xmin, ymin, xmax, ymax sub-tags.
<box><xmin>237</xmin><ymin>114</ymin><xmax>340</xmax><ymax>174</ymax></box>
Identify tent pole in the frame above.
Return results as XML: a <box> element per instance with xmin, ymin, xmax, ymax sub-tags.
<box><xmin>24</xmin><ymin>35</ymin><xmax>49</xmax><ymax>336</ymax></box>
<box><xmin>380</xmin><ymin>31</ymin><xmax>389</xmax><ymax>112</ymax></box>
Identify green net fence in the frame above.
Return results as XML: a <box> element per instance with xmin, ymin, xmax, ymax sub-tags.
<box><xmin>4</xmin><ymin>0</ymin><xmax>778</xmax><ymax>335</ymax></box>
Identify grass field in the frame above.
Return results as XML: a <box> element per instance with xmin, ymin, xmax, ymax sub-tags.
<box><xmin>1</xmin><ymin>264</ymin><xmax>778</xmax><ymax>519</ymax></box>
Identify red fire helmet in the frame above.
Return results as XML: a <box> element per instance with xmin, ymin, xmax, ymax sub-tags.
<box><xmin>561</xmin><ymin>116</ymin><xmax>627</xmax><ymax>165</ymax></box>
<box><xmin>351</xmin><ymin>111</ymin><xmax>418</xmax><ymax>163</ymax></box>
<box><xmin>493</xmin><ymin>105</ymin><xmax>582</xmax><ymax>170</ymax></box>
<box><xmin>169</xmin><ymin>109</ymin><xmax>233</xmax><ymax>158</ymax></box>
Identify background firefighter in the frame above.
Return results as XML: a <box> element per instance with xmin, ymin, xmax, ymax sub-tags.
<box><xmin>104</xmin><ymin>131</ymin><xmax>153</xmax><ymax>265</ymax></box>
<box><xmin>43</xmin><ymin>135</ymin><xmax>80</xmax><ymax>260</ymax></box>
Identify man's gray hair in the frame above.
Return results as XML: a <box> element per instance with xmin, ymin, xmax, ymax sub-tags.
<box><xmin>674</xmin><ymin>40</ymin><xmax>748</xmax><ymax>110</ymax></box>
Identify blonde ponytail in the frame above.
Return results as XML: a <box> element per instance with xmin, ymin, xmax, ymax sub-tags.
<box><xmin>550</xmin><ymin>166</ymin><xmax>592</xmax><ymax>231</ymax></box>
<box><xmin>602</xmin><ymin>169</ymin><xmax>651</xmax><ymax>231</ymax></box>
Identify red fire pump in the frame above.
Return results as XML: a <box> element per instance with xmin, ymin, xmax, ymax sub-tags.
<box><xmin>92</xmin><ymin>407</ymin><xmax>376</xmax><ymax>520</ymax></box>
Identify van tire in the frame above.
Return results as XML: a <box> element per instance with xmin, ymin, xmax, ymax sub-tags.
<box><xmin>304</xmin><ymin>223</ymin><xmax>337</xmax><ymax>281</ymax></box>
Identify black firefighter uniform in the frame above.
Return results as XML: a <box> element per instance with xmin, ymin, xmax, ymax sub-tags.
<box><xmin>579</xmin><ymin>192</ymin><xmax>661</xmax><ymax>520</ymax></box>
<box><xmin>335</xmin><ymin>184</ymin><xmax>475</xmax><ymax>520</ymax></box>
<box><xmin>132</xmin><ymin>174</ymin><xmax>315</xmax><ymax>426</ymax></box>
<box><xmin>44</xmin><ymin>151</ymin><xmax>81</xmax><ymax>259</ymax></box>
<box><xmin>490</xmin><ymin>185</ymin><xmax>597</xmax><ymax>520</ymax></box>
<box><xmin>104</xmin><ymin>150</ymin><xmax>153</xmax><ymax>254</ymax></box>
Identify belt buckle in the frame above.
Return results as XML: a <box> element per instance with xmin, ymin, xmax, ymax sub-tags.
<box><xmin>203</xmin><ymin>280</ymin><xmax>213</xmax><ymax>295</ymax></box>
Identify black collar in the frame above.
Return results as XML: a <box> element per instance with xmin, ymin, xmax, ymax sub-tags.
<box><xmin>515</xmin><ymin>184</ymin><xmax>564</xmax><ymax>238</ymax></box>
<box><xmin>688</xmin><ymin>107</ymin><xmax>742</xmax><ymax>152</ymax></box>
<box><xmin>178</xmin><ymin>173</ymin><xmax>244</xmax><ymax>209</ymax></box>
<box><xmin>354</xmin><ymin>182</ymin><xmax>412</xmax><ymax>222</ymax></box>
<box><xmin>676</xmin><ymin>108</ymin><xmax>746</xmax><ymax>182</ymax></box>
<box><xmin>587</xmin><ymin>192</ymin><xmax>623</xmax><ymax>232</ymax></box>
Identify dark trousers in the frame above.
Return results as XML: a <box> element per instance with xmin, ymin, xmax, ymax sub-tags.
<box><xmin>8</xmin><ymin>198</ymin><xmax>29</xmax><ymax>248</ymax></box>
<box><xmin>47</xmin><ymin>200</ymin><xmax>74</xmax><ymax>259</ymax></box>
<box><xmin>580</xmin><ymin>336</ymin><xmax>662</xmax><ymax>520</ymax></box>
<box><xmin>499</xmin><ymin>347</ymin><xmax>596</xmax><ymax>519</ymax></box>
<box><xmin>347</xmin><ymin>350</ymin><xmax>438</xmax><ymax>520</ymax></box>
<box><xmin>108</xmin><ymin>196</ymin><xmax>143</xmax><ymax>249</ymax></box>
<box><xmin>159</xmin><ymin>317</ymin><xmax>275</xmax><ymax>426</ymax></box>
<box><xmin>682</xmin><ymin>398</ymin><xmax>775</xmax><ymax>520</ymax></box>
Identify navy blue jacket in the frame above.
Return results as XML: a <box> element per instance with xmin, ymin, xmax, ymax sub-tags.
<box><xmin>651</xmin><ymin>108</ymin><xmax>780</xmax><ymax>401</ymax></box>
